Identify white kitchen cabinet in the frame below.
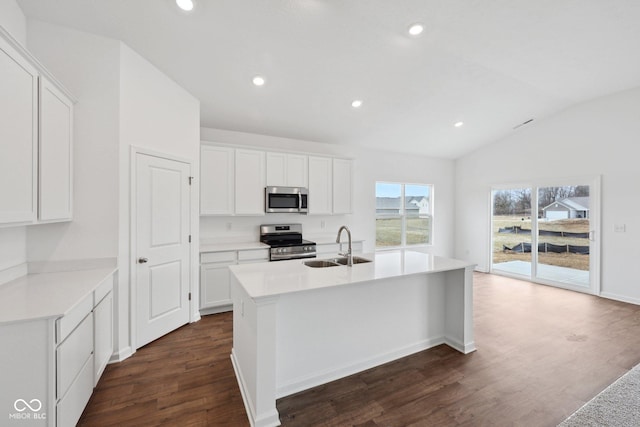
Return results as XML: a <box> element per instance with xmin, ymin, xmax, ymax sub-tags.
<box><xmin>0</xmin><ymin>34</ymin><xmax>38</xmax><ymax>225</ymax></box>
<box><xmin>93</xmin><ymin>281</ymin><xmax>113</xmax><ymax>385</ymax></box>
<box><xmin>39</xmin><ymin>77</ymin><xmax>74</xmax><ymax>222</ymax></box>
<box><xmin>0</xmin><ymin>268</ymin><xmax>115</xmax><ymax>427</ymax></box>
<box><xmin>308</xmin><ymin>156</ymin><xmax>333</xmax><ymax>215</ymax></box>
<box><xmin>332</xmin><ymin>158</ymin><xmax>353</xmax><ymax>214</ymax></box>
<box><xmin>200</xmin><ymin>251</ymin><xmax>236</xmax><ymax>313</ymax></box>
<box><xmin>235</xmin><ymin>149</ymin><xmax>265</xmax><ymax>215</ymax></box>
<box><xmin>200</xmin><ymin>248</ymin><xmax>269</xmax><ymax>314</ymax></box>
<box><xmin>266</xmin><ymin>152</ymin><xmax>308</xmax><ymax>188</ymax></box>
<box><xmin>200</xmin><ymin>145</ymin><xmax>235</xmax><ymax>215</ymax></box>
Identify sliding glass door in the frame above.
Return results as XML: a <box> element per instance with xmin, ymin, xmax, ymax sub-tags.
<box><xmin>491</xmin><ymin>177</ymin><xmax>600</xmax><ymax>294</ymax></box>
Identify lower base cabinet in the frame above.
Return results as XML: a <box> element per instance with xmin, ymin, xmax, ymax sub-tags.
<box><xmin>200</xmin><ymin>248</ymin><xmax>269</xmax><ymax>314</ymax></box>
<box><xmin>0</xmin><ymin>270</ymin><xmax>115</xmax><ymax>427</ymax></box>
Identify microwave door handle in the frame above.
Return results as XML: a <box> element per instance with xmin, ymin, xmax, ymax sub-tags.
<box><xmin>298</xmin><ymin>192</ymin><xmax>302</xmax><ymax>211</ymax></box>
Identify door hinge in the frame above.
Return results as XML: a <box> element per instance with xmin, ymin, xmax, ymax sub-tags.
<box><xmin>188</xmin><ymin>292</ymin><xmax>192</xmax><ymax>301</ymax></box>
<box><xmin>188</xmin><ymin>176</ymin><xmax>194</xmax><ymax>185</ymax></box>
<box><xmin>188</xmin><ymin>235</ymin><xmax>192</xmax><ymax>243</ymax></box>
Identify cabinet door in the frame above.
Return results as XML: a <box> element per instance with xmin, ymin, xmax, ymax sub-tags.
<box><xmin>39</xmin><ymin>77</ymin><xmax>74</xmax><ymax>221</ymax></box>
<box><xmin>93</xmin><ymin>291</ymin><xmax>113</xmax><ymax>385</ymax></box>
<box><xmin>266</xmin><ymin>152</ymin><xmax>287</xmax><ymax>186</ymax></box>
<box><xmin>235</xmin><ymin>149</ymin><xmax>265</xmax><ymax>215</ymax></box>
<box><xmin>308</xmin><ymin>156</ymin><xmax>332</xmax><ymax>215</ymax></box>
<box><xmin>332</xmin><ymin>158</ymin><xmax>353</xmax><ymax>214</ymax></box>
<box><xmin>200</xmin><ymin>145</ymin><xmax>234</xmax><ymax>215</ymax></box>
<box><xmin>287</xmin><ymin>154</ymin><xmax>308</xmax><ymax>188</ymax></box>
<box><xmin>200</xmin><ymin>263</ymin><xmax>233</xmax><ymax>308</ymax></box>
<box><xmin>0</xmin><ymin>38</ymin><xmax>38</xmax><ymax>224</ymax></box>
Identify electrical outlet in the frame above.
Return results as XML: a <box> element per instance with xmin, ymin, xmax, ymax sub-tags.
<box><xmin>320</xmin><ymin>220</ymin><xmax>325</xmax><ymax>229</ymax></box>
<box><xmin>226</xmin><ymin>222</ymin><xmax>232</xmax><ymax>231</ymax></box>
<box><xmin>614</xmin><ymin>224</ymin><xmax>626</xmax><ymax>233</ymax></box>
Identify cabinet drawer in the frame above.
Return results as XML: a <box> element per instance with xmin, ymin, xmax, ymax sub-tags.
<box><xmin>57</xmin><ymin>354</ymin><xmax>94</xmax><ymax>427</ymax></box>
<box><xmin>94</xmin><ymin>274</ymin><xmax>113</xmax><ymax>305</ymax></box>
<box><xmin>57</xmin><ymin>312</ymin><xmax>93</xmax><ymax>399</ymax></box>
<box><xmin>201</xmin><ymin>251</ymin><xmax>236</xmax><ymax>264</ymax></box>
<box><xmin>237</xmin><ymin>249</ymin><xmax>269</xmax><ymax>262</ymax></box>
<box><xmin>56</xmin><ymin>293</ymin><xmax>93</xmax><ymax>344</ymax></box>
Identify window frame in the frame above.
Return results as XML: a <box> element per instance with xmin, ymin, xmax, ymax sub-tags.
<box><xmin>375</xmin><ymin>181</ymin><xmax>433</xmax><ymax>250</ymax></box>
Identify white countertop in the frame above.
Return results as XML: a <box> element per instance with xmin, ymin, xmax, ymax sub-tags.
<box><xmin>0</xmin><ymin>267</ymin><xmax>116</xmax><ymax>325</ymax></box>
<box><xmin>229</xmin><ymin>250</ymin><xmax>475</xmax><ymax>299</ymax></box>
<box><xmin>200</xmin><ymin>241</ymin><xmax>269</xmax><ymax>253</ymax></box>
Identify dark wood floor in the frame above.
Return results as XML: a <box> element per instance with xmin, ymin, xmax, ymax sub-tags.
<box><xmin>79</xmin><ymin>273</ymin><xmax>640</xmax><ymax>426</ymax></box>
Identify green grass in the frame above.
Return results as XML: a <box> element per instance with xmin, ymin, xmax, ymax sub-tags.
<box><xmin>376</xmin><ymin>217</ymin><xmax>431</xmax><ymax>247</ymax></box>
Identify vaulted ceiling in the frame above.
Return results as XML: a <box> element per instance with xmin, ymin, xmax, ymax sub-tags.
<box><xmin>17</xmin><ymin>0</ymin><xmax>640</xmax><ymax>158</ymax></box>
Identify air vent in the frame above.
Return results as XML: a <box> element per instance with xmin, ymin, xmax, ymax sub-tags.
<box><xmin>513</xmin><ymin>118</ymin><xmax>534</xmax><ymax>130</ymax></box>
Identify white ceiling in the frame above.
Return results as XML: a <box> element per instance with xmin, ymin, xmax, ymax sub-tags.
<box><xmin>16</xmin><ymin>0</ymin><xmax>640</xmax><ymax>159</ymax></box>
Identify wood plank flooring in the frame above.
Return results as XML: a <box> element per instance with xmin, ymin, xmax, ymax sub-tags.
<box><xmin>79</xmin><ymin>273</ymin><xmax>640</xmax><ymax>426</ymax></box>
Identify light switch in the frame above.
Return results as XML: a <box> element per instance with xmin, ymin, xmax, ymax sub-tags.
<box><xmin>614</xmin><ymin>224</ymin><xmax>626</xmax><ymax>233</ymax></box>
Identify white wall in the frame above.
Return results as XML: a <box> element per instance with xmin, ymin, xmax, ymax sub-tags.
<box><xmin>26</xmin><ymin>21</ymin><xmax>121</xmax><ymax>263</ymax></box>
<box><xmin>119</xmin><ymin>44</ymin><xmax>201</xmax><ymax>346</ymax></box>
<box><xmin>0</xmin><ymin>0</ymin><xmax>28</xmax><ymax>278</ymax></box>
<box><xmin>24</xmin><ymin>21</ymin><xmax>200</xmax><ymax>357</ymax></box>
<box><xmin>455</xmin><ymin>86</ymin><xmax>640</xmax><ymax>304</ymax></box>
<box><xmin>0</xmin><ymin>0</ymin><xmax>26</xmax><ymax>44</ymax></box>
<box><xmin>200</xmin><ymin>128</ymin><xmax>455</xmax><ymax>257</ymax></box>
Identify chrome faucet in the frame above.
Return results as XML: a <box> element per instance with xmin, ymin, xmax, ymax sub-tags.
<box><xmin>336</xmin><ymin>225</ymin><xmax>353</xmax><ymax>266</ymax></box>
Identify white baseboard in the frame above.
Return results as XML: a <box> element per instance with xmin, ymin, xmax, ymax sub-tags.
<box><xmin>0</xmin><ymin>262</ymin><xmax>28</xmax><ymax>286</ymax></box>
<box><xmin>600</xmin><ymin>292</ymin><xmax>640</xmax><ymax>306</ymax></box>
<box><xmin>109</xmin><ymin>346</ymin><xmax>133</xmax><ymax>363</ymax></box>
<box><xmin>200</xmin><ymin>305</ymin><xmax>232</xmax><ymax>316</ymax></box>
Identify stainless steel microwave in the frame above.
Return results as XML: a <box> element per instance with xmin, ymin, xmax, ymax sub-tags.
<box><xmin>265</xmin><ymin>186</ymin><xmax>308</xmax><ymax>214</ymax></box>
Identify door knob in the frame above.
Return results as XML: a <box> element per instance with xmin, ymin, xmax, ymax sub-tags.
<box><xmin>138</xmin><ymin>257</ymin><xmax>149</xmax><ymax>264</ymax></box>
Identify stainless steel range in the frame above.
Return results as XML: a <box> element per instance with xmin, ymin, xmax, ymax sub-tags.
<box><xmin>260</xmin><ymin>224</ymin><xmax>316</xmax><ymax>261</ymax></box>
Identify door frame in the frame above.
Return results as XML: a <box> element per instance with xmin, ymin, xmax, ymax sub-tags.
<box><xmin>129</xmin><ymin>146</ymin><xmax>197</xmax><ymax>351</ymax></box>
<box><xmin>489</xmin><ymin>175</ymin><xmax>601</xmax><ymax>295</ymax></box>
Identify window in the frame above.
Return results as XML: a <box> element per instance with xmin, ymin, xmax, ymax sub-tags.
<box><xmin>375</xmin><ymin>182</ymin><xmax>432</xmax><ymax>248</ymax></box>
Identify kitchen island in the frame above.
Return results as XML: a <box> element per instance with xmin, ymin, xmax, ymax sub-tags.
<box><xmin>229</xmin><ymin>250</ymin><xmax>475</xmax><ymax>427</ymax></box>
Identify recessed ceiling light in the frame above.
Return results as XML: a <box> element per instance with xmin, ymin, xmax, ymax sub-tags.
<box><xmin>454</xmin><ymin>121</ymin><xmax>464</xmax><ymax>128</ymax></box>
<box><xmin>176</xmin><ymin>0</ymin><xmax>194</xmax><ymax>11</ymax></box>
<box><xmin>351</xmin><ymin>100</ymin><xmax>363</xmax><ymax>108</ymax></box>
<box><xmin>252</xmin><ymin>76</ymin><xmax>266</xmax><ymax>86</ymax></box>
<box><xmin>408</xmin><ymin>23</ymin><xmax>424</xmax><ymax>36</ymax></box>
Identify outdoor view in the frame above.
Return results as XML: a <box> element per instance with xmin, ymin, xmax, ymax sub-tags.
<box><xmin>492</xmin><ymin>185</ymin><xmax>590</xmax><ymax>279</ymax></box>
<box><xmin>376</xmin><ymin>183</ymin><xmax>432</xmax><ymax>248</ymax></box>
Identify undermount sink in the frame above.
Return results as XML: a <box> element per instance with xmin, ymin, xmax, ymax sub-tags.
<box><xmin>333</xmin><ymin>256</ymin><xmax>372</xmax><ymax>265</ymax></box>
<box><xmin>304</xmin><ymin>260</ymin><xmax>340</xmax><ymax>268</ymax></box>
<box><xmin>304</xmin><ymin>256</ymin><xmax>372</xmax><ymax>268</ymax></box>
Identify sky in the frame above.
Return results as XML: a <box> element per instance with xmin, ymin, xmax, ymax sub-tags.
<box><xmin>376</xmin><ymin>182</ymin><xmax>430</xmax><ymax>198</ymax></box>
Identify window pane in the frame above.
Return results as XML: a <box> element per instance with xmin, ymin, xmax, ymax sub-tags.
<box><xmin>407</xmin><ymin>216</ymin><xmax>430</xmax><ymax>245</ymax></box>
<box><xmin>405</xmin><ymin>184</ymin><xmax>430</xmax><ymax>217</ymax></box>
<box><xmin>376</xmin><ymin>183</ymin><xmax>402</xmax><ymax>215</ymax></box>
<box><xmin>376</xmin><ymin>217</ymin><xmax>402</xmax><ymax>247</ymax></box>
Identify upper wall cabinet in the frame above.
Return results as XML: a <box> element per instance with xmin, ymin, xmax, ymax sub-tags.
<box><xmin>308</xmin><ymin>156</ymin><xmax>333</xmax><ymax>215</ymax></box>
<box><xmin>235</xmin><ymin>149</ymin><xmax>265</xmax><ymax>215</ymax></box>
<box><xmin>39</xmin><ymin>77</ymin><xmax>74</xmax><ymax>222</ymax></box>
<box><xmin>332</xmin><ymin>158</ymin><xmax>353</xmax><ymax>214</ymax></box>
<box><xmin>200</xmin><ymin>145</ymin><xmax>234</xmax><ymax>215</ymax></box>
<box><xmin>0</xmin><ymin>28</ymin><xmax>76</xmax><ymax>226</ymax></box>
<box><xmin>266</xmin><ymin>152</ymin><xmax>308</xmax><ymax>188</ymax></box>
<box><xmin>0</xmin><ymin>34</ymin><xmax>38</xmax><ymax>225</ymax></box>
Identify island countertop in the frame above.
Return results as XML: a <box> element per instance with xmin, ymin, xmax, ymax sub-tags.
<box><xmin>229</xmin><ymin>250</ymin><xmax>475</xmax><ymax>299</ymax></box>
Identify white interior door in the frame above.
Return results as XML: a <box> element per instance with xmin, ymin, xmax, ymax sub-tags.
<box><xmin>135</xmin><ymin>153</ymin><xmax>190</xmax><ymax>348</ymax></box>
